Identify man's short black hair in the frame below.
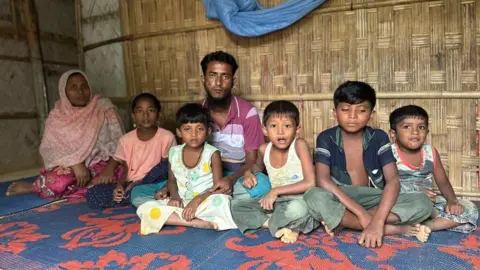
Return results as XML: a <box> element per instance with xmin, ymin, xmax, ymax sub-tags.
<box><xmin>200</xmin><ymin>51</ymin><xmax>238</xmax><ymax>75</ymax></box>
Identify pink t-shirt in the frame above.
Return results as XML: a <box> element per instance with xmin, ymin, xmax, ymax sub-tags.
<box><xmin>201</xmin><ymin>96</ymin><xmax>264</xmax><ymax>163</ymax></box>
<box><xmin>114</xmin><ymin>127</ymin><xmax>176</xmax><ymax>181</ymax></box>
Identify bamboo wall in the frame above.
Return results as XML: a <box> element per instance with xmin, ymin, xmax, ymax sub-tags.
<box><xmin>81</xmin><ymin>0</ymin><xmax>480</xmax><ymax>198</ymax></box>
<box><xmin>0</xmin><ymin>0</ymin><xmax>77</xmax><ymax>175</ymax></box>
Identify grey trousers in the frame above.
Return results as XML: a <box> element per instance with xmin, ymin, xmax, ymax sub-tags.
<box><xmin>231</xmin><ymin>196</ymin><xmax>320</xmax><ymax>236</ymax></box>
<box><xmin>303</xmin><ymin>186</ymin><xmax>433</xmax><ymax>230</ymax></box>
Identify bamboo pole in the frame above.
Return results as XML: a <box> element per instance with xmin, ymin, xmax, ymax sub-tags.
<box><xmin>0</xmin><ymin>112</ymin><xmax>37</xmax><ymax>120</ymax></box>
<box><xmin>119</xmin><ymin>0</ymin><xmax>135</xmax><ymax>98</ymax></box>
<box><xmin>0</xmin><ymin>54</ymin><xmax>77</xmax><ymax>67</ymax></box>
<box><xmin>310</xmin><ymin>0</ymin><xmax>433</xmax><ymax>16</ymax></box>
<box><xmin>109</xmin><ymin>91</ymin><xmax>480</xmax><ymax>104</ymax></box>
<box><xmin>75</xmin><ymin>0</ymin><xmax>84</xmax><ymax>69</ymax></box>
<box><xmin>23</xmin><ymin>0</ymin><xmax>48</xmax><ymax>135</ymax></box>
<box><xmin>240</xmin><ymin>91</ymin><xmax>480</xmax><ymax>101</ymax></box>
<box><xmin>9</xmin><ymin>0</ymin><xmax>19</xmax><ymax>40</ymax></box>
<box><xmin>448</xmin><ymin>191</ymin><xmax>480</xmax><ymax>198</ymax></box>
<box><xmin>82</xmin><ymin>23</ymin><xmax>222</xmax><ymax>52</ymax></box>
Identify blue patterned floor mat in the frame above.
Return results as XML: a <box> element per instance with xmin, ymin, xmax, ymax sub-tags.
<box><xmin>0</xmin><ymin>199</ymin><xmax>478</xmax><ymax>269</ymax></box>
<box><xmin>0</xmin><ymin>177</ymin><xmax>58</xmax><ymax>217</ymax></box>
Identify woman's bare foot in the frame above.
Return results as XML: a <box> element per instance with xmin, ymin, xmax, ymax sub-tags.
<box><xmin>6</xmin><ymin>181</ymin><xmax>34</xmax><ymax>196</ymax></box>
<box><xmin>275</xmin><ymin>228</ymin><xmax>300</xmax><ymax>244</ymax></box>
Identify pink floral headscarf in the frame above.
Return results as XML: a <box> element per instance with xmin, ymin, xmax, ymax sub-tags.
<box><xmin>39</xmin><ymin>70</ymin><xmax>116</xmax><ymax>169</ymax></box>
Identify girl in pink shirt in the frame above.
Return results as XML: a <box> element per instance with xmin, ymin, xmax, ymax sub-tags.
<box><xmin>86</xmin><ymin>93</ymin><xmax>176</xmax><ymax>208</ymax></box>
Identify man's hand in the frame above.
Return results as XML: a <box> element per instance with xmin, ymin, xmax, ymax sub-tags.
<box><xmin>446</xmin><ymin>200</ymin><xmax>464</xmax><ymax>215</ymax></box>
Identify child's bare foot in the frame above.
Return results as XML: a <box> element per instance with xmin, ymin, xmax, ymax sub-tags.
<box><xmin>275</xmin><ymin>228</ymin><xmax>299</xmax><ymax>244</ymax></box>
<box><xmin>6</xmin><ymin>181</ymin><xmax>34</xmax><ymax>196</ymax></box>
<box><xmin>416</xmin><ymin>225</ymin><xmax>431</xmax><ymax>243</ymax></box>
<box><xmin>385</xmin><ymin>224</ymin><xmax>420</xmax><ymax>236</ymax></box>
<box><xmin>189</xmin><ymin>219</ymin><xmax>219</xmax><ymax>230</ymax></box>
<box><xmin>384</xmin><ymin>224</ymin><xmax>431</xmax><ymax>242</ymax></box>
<box><xmin>321</xmin><ymin>221</ymin><xmax>343</xmax><ymax>236</ymax></box>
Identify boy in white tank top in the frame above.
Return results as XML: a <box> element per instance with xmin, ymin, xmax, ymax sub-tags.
<box><xmin>231</xmin><ymin>101</ymin><xmax>319</xmax><ymax>243</ymax></box>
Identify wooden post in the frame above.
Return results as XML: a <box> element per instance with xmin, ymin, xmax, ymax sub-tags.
<box><xmin>23</xmin><ymin>0</ymin><xmax>48</xmax><ymax>135</ymax></box>
<box><xmin>9</xmin><ymin>0</ymin><xmax>19</xmax><ymax>40</ymax></box>
<box><xmin>75</xmin><ymin>0</ymin><xmax>85</xmax><ymax>69</ymax></box>
<box><xmin>119</xmin><ymin>0</ymin><xmax>135</xmax><ymax>98</ymax></box>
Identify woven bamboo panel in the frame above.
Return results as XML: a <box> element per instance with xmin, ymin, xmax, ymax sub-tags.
<box><xmin>0</xmin><ymin>0</ymin><xmax>11</xmax><ymax>28</ymax></box>
<box><xmin>35</xmin><ymin>0</ymin><xmax>76</xmax><ymax>38</ymax></box>
<box><xmin>0</xmin><ymin>60</ymin><xmax>35</xmax><ymax>114</ymax></box>
<box><xmin>118</xmin><ymin>0</ymin><xmax>480</xmax><ymax>197</ymax></box>
<box><xmin>81</xmin><ymin>0</ymin><xmax>127</xmax><ymax>97</ymax></box>
<box><xmin>0</xmin><ymin>119</ymin><xmax>41</xmax><ymax>173</ymax></box>
<box><xmin>0</xmin><ymin>0</ymin><xmax>78</xmax><ymax>174</ymax></box>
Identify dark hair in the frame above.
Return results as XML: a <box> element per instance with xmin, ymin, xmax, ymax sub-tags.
<box><xmin>262</xmin><ymin>100</ymin><xmax>300</xmax><ymax>126</ymax></box>
<box><xmin>200</xmin><ymin>51</ymin><xmax>238</xmax><ymax>75</ymax></box>
<box><xmin>176</xmin><ymin>103</ymin><xmax>211</xmax><ymax>128</ymax></box>
<box><xmin>131</xmin><ymin>93</ymin><xmax>161</xmax><ymax>112</ymax></box>
<box><xmin>389</xmin><ymin>105</ymin><xmax>429</xmax><ymax>130</ymax></box>
<box><xmin>333</xmin><ymin>81</ymin><xmax>376</xmax><ymax>110</ymax></box>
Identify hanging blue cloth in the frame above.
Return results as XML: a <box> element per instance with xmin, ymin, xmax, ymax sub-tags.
<box><xmin>202</xmin><ymin>0</ymin><xmax>327</xmax><ymax>37</ymax></box>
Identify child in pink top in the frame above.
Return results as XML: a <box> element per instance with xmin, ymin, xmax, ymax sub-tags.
<box><xmin>86</xmin><ymin>93</ymin><xmax>176</xmax><ymax>208</ymax></box>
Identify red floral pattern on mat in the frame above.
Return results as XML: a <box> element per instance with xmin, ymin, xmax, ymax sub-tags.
<box><xmin>57</xmin><ymin>250</ymin><xmax>190</xmax><ymax>269</ymax></box>
<box><xmin>0</xmin><ymin>222</ymin><xmax>49</xmax><ymax>254</ymax></box>
<box><xmin>438</xmin><ymin>234</ymin><xmax>480</xmax><ymax>269</ymax></box>
<box><xmin>226</xmin><ymin>229</ymin><xmax>422</xmax><ymax>269</ymax></box>
<box><xmin>226</xmin><ymin>230</ymin><xmax>362</xmax><ymax>269</ymax></box>
<box><xmin>61</xmin><ymin>207</ymin><xmax>186</xmax><ymax>250</ymax></box>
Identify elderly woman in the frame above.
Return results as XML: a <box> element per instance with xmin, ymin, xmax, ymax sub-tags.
<box><xmin>6</xmin><ymin>70</ymin><xmax>124</xmax><ymax>199</ymax></box>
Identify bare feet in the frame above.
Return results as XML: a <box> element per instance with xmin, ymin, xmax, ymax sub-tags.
<box><xmin>189</xmin><ymin>219</ymin><xmax>219</xmax><ymax>230</ymax></box>
<box><xmin>416</xmin><ymin>225</ymin><xmax>431</xmax><ymax>243</ymax></box>
<box><xmin>275</xmin><ymin>228</ymin><xmax>300</xmax><ymax>244</ymax></box>
<box><xmin>6</xmin><ymin>181</ymin><xmax>34</xmax><ymax>196</ymax></box>
<box><xmin>384</xmin><ymin>224</ymin><xmax>431</xmax><ymax>242</ymax></box>
<box><xmin>321</xmin><ymin>221</ymin><xmax>343</xmax><ymax>236</ymax></box>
